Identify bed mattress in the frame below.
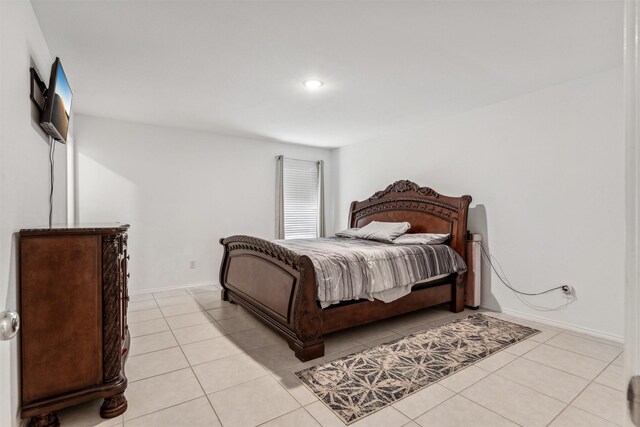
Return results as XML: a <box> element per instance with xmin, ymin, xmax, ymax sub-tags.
<box><xmin>274</xmin><ymin>237</ymin><xmax>466</xmax><ymax>307</ymax></box>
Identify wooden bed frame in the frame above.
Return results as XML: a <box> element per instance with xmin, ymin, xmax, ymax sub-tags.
<box><xmin>219</xmin><ymin>180</ymin><xmax>472</xmax><ymax>361</ymax></box>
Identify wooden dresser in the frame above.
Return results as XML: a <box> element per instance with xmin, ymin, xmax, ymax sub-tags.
<box><xmin>19</xmin><ymin>224</ymin><xmax>130</xmax><ymax>427</ymax></box>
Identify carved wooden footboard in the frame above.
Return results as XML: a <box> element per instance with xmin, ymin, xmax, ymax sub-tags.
<box><xmin>219</xmin><ymin>180</ymin><xmax>472</xmax><ymax>361</ymax></box>
<box><xmin>219</xmin><ymin>235</ymin><xmax>325</xmax><ymax>360</ymax></box>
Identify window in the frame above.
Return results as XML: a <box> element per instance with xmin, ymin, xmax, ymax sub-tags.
<box><xmin>276</xmin><ymin>156</ymin><xmax>324</xmax><ymax>239</ymax></box>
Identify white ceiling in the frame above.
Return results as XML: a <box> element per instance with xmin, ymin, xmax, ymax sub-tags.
<box><xmin>32</xmin><ymin>0</ymin><xmax>623</xmax><ymax>148</ymax></box>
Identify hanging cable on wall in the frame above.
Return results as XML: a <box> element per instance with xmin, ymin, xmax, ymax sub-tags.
<box><xmin>473</xmin><ymin>240</ymin><xmax>576</xmax><ymax>311</ymax></box>
<box><xmin>48</xmin><ymin>135</ymin><xmax>56</xmax><ymax>228</ymax></box>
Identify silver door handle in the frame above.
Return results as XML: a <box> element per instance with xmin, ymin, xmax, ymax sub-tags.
<box><xmin>0</xmin><ymin>310</ymin><xmax>20</xmax><ymax>341</ymax></box>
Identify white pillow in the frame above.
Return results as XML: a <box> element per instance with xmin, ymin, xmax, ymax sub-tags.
<box><xmin>355</xmin><ymin>221</ymin><xmax>411</xmax><ymax>243</ymax></box>
<box><xmin>335</xmin><ymin>228</ymin><xmax>360</xmax><ymax>238</ymax></box>
<box><xmin>393</xmin><ymin>233</ymin><xmax>450</xmax><ymax>245</ymax></box>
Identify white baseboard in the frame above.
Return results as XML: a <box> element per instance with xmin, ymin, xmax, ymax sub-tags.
<box><xmin>481</xmin><ymin>304</ymin><xmax>624</xmax><ymax>344</ymax></box>
<box><xmin>129</xmin><ymin>280</ymin><xmax>220</xmax><ymax>295</ymax></box>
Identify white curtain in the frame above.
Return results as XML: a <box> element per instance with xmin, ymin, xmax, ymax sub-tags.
<box><xmin>317</xmin><ymin>160</ymin><xmax>325</xmax><ymax>238</ymax></box>
<box><xmin>275</xmin><ymin>155</ymin><xmax>285</xmax><ymax>239</ymax></box>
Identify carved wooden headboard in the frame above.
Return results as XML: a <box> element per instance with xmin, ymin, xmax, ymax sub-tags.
<box><xmin>348</xmin><ymin>180</ymin><xmax>472</xmax><ymax>259</ymax></box>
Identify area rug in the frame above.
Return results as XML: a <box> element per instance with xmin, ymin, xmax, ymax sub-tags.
<box><xmin>295</xmin><ymin>313</ymin><xmax>539</xmax><ymax>424</ymax></box>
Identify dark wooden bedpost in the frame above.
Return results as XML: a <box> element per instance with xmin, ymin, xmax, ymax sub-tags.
<box><xmin>290</xmin><ymin>256</ymin><xmax>325</xmax><ymax>361</ymax></box>
<box><xmin>219</xmin><ymin>238</ymin><xmax>230</xmax><ymax>302</ymax></box>
<box><xmin>449</xmin><ymin>195</ymin><xmax>471</xmax><ymax>313</ymax></box>
<box><xmin>451</xmin><ymin>272</ymin><xmax>466</xmax><ymax>313</ymax></box>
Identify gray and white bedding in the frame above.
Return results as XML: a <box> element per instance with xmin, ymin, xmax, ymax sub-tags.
<box><xmin>274</xmin><ymin>237</ymin><xmax>466</xmax><ymax>308</ymax></box>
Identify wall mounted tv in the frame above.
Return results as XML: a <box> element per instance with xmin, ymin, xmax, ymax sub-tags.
<box><xmin>40</xmin><ymin>57</ymin><xmax>72</xmax><ymax>143</ymax></box>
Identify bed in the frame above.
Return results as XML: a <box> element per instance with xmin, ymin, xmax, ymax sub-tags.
<box><xmin>219</xmin><ymin>180</ymin><xmax>472</xmax><ymax>361</ymax></box>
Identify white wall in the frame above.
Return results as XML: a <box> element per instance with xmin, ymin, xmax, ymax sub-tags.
<box><xmin>333</xmin><ymin>68</ymin><xmax>625</xmax><ymax>339</ymax></box>
<box><xmin>75</xmin><ymin>115</ymin><xmax>333</xmax><ymax>292</ymax></box>
<box><xmin>0</xmin><ymin>1</ymin><xmax>66</xmax><ymax>425</ymax></box>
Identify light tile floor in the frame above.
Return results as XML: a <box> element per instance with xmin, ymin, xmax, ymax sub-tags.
<box><xmin>55</xmin><ymin>285</ymin><xmax>625</xmax><ymax>427</ymax></box>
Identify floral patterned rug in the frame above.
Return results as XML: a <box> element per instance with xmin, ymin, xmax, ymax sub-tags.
<box><xmin>295</xmin><ymin>313</ymin><xmax>539</xmax><ymax>424</ymax></box>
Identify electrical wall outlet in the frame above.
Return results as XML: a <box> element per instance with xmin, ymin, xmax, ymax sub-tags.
<box><xmin>561</xmin><ymin>284</ymin><xmax>574</xmax><ymax>296</ymax></box>
<box><xmin>189</xmin><ymin>260</ymin><xmax>197</xmax><ymax>269</ymax></box>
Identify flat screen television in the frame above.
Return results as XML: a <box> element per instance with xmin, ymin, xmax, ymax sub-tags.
<box><xmin>41</xmin><ymin>57</ymin><xmax>72</xmax><ymax>143</ymax></box>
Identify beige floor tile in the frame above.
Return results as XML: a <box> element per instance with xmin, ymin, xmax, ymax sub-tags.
<box><xmin>529</xmin><ymin>328</ymin><xmax>562</xmax><ymax>343</ymax></box>
<box><xmin>305</xmin><ymin>401</ymin><xmax>410</xmax><ymax>427</ymax></box>
<box><xmin>125</xmin><ymin>397</ymin><xmax>220</xmax><ymax>427</ymax></box>
<box><xmin>127</xmin><ymin>300</ymin><xmax>158</xmax><ymax>312</ymax></box>
<box><xmin>549</xmin><ymin>405</ymin><xmax>619</xmax><ymax>427</ymax></box>
<box><xmin>124</xmin><ymin>368</ymin><xmax>204</xmax><ymax>420</ymax></box>
<box><xmin>613</xmin><ymin>352</ymin><xmax>624</xmax><ymax>367</ymax></box>
<box><xmin>392</xmin><ymin>383</ymin><xmax>454</xmax><ymax>418</ymax></box>
<box><xmin>193</xmin><ymin>352</ymin><xmax>269</xmax><ymax>394</ymax></box>
<box><xmin>187</xmin><ymin>285</ymin><xmax>219</xmax><ymax>295</ymax></box>
<box><xmin>272</xmin><ymin>371</ymin><xmax>318</xmax><ymax>405</ymax></box>
<box><xmin>246</xmin><ymin>343</ymin><xmax>310</xmax><ymax>373</ymax></box>
<box><xmin>129</xmin><ymin>292</ymin><xmax>155</xmax><ymax>303</ymax></box>
<box><xmin>197</xmin><ymin>298</ymin><xmax>226</xmax><ymax>310</ymax></box>
<box><xmin>572</xmin><ymin>383</ymin><xmax>625</xmax><ymax>425</ymax></box>
<box><xmin>438</xmin><ymin>365</ymin><xmax>489</xmax><ymax>392</ymax></box>
<box><xmin>494</xmin><ymin>357</ymin><xmax>589</xmax><ymax>403</ymax></box>
<box><xmin>155</xmin><ymin>295</ymin><xmax>197</xmax><ymax>307</ymax></box>
<box><xmin>413</xmin><ymin>308</ymin><xmax>452</xmax><ymax>323</ymax></box>
<box><xmin>209</xmin><ymin>376</ymin><xmax>300</xmax><ymax>427</ymax></box>
<box><xmin>191</xmin><ymin>290</ymin><xmax>222</xmax><ymax>301</ymax></box>
<box><xmin>523</xmin><ymin>344</ymin><xmax>609</xmax><ymax>380</ymax></box>
<box><xmin>181</xmin><ymin>335</ymin><xmax>244</xmax><ymax>366</ymax></box>
<box><xmin>207</xmin><ymin>304</ymin><xmax>251</xmax><ymax>320</ymax></box>
<box><xmin>217</xmin><ymin>315</ymin><xmax>264</xmax><ymax>334</ymax></box>
<box><xmin>384</xmin><ymin>313</ymin><xmax>435</xmax><ymax>334</ymax></box>
<box><xmin>341</xmin><ymin>322</ymin><xmax>398</xmax><ymax>345</ymax></box>
<box><xmin>57</xmin><ymin>398</ymin><xmax>123</xmax><ymax>427</ymax></box>
<box><xmin>546</xmin><ymin>333</ymin><xmax>622</xmax><ymax>362</ymax></box>
<box><xmin>126</xmin><ymin>347</ymin><xmax>189</xmax><ymax>382</ymax></box>
<box><xmin>414</xmin><ymin>395</ymin><xmax>518</xmax><ymax>427</ymax></box>
<box><xmin>165</xmin><ymin>311</ymin><xmax>214</xmax><ymax>330</ymax></box>
<box><xmin>128</xmin><ymin>307</ymin><xmax>163</xmax><ymax>324</ymax></box>
<box><xmin>232</xmin><ymin>326</ymin><xmax>286</xmax><ymax>351</ymax></box>
<box><xmin>403</xmin><ymin>423</ymin><xmax>420</xmax><ymax>427</ymax></box>
<box><xmin>159</xmin><ymin>301</ymin><xmax>204</xmax><ymax>317</ymax></box>
<box><xmin>595</xmin><ymin>363</ymin><xmax>625</xmax><ymax>391</ymax></box>
<box><xmin>129</xmin><ymin>331</ymin><xmax>177</xmax><ymax>356</ymax></box>
<box><xmin>172</xmin><ymin>321</ymin><xmax>227</xmax><ymax>345</ymax></box>
<box><xmin>261</xmin><ymin>408</ymin><xmax>319</xmax><ymax>427</ymax></box>
<box><xmin>503</xmin><ymin>339</ymin><xmax>540</xmax><ymax>356</ymax></box>
<box><xmin>475</xmin><ymin>350</ymin><xmax>517</xmax><ymax>372</ymax></box>
<box><xmin>190</xmin><ymin>290</ymin><xmax>220</xmax><ymax>299</ymax></box>
<box><xmin>323</xmin><ymin>331</ymin><xmax>361</xmax><ymax>355</ymax></box>
<box><xmin>274</xmin><ymin>356</ymin><xmax>328</xmax><ymax>376</ymax></box>
<box><xmin>152</xmin><ymin>288</ymin><xmax>189</xmax><ymax>299</ymax></box>
<box><xmin>461</xmin><ymin>374</ymin><xmax>566</xmax><ymax>427</ymax></box>
<box><xmin>563</xmin><ymin>330</ymin><xmax>624</xmax><ymax>348</ymax></box>
<box><xmin>128</xmin><ymin>318</ymin><xmax>169</xmax><ymax>338</ymax></box>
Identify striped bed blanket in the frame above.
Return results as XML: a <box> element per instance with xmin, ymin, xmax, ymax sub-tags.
<box><xmin>274</xmin><ymin>237</ymin><xmax>466</xmax><ymax>307</ymax></box>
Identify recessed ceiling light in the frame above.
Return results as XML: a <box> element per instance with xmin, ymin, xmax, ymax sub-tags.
<box><xmin>303</xmin><ymin>80</ymin><xmax>324</xmax><ymax>89</ymax></box>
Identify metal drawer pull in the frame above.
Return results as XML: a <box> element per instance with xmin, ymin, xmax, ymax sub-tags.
<box><xmin>0</xmin><ymin>310</ymin><xmax>20</xmax><ymax>341</ymax></box>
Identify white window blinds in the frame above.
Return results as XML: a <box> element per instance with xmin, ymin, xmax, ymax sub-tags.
<box><xmin>277</xmin><ymin>157</ymin><xmax>323</xmax><ymax>239</ymax></box>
